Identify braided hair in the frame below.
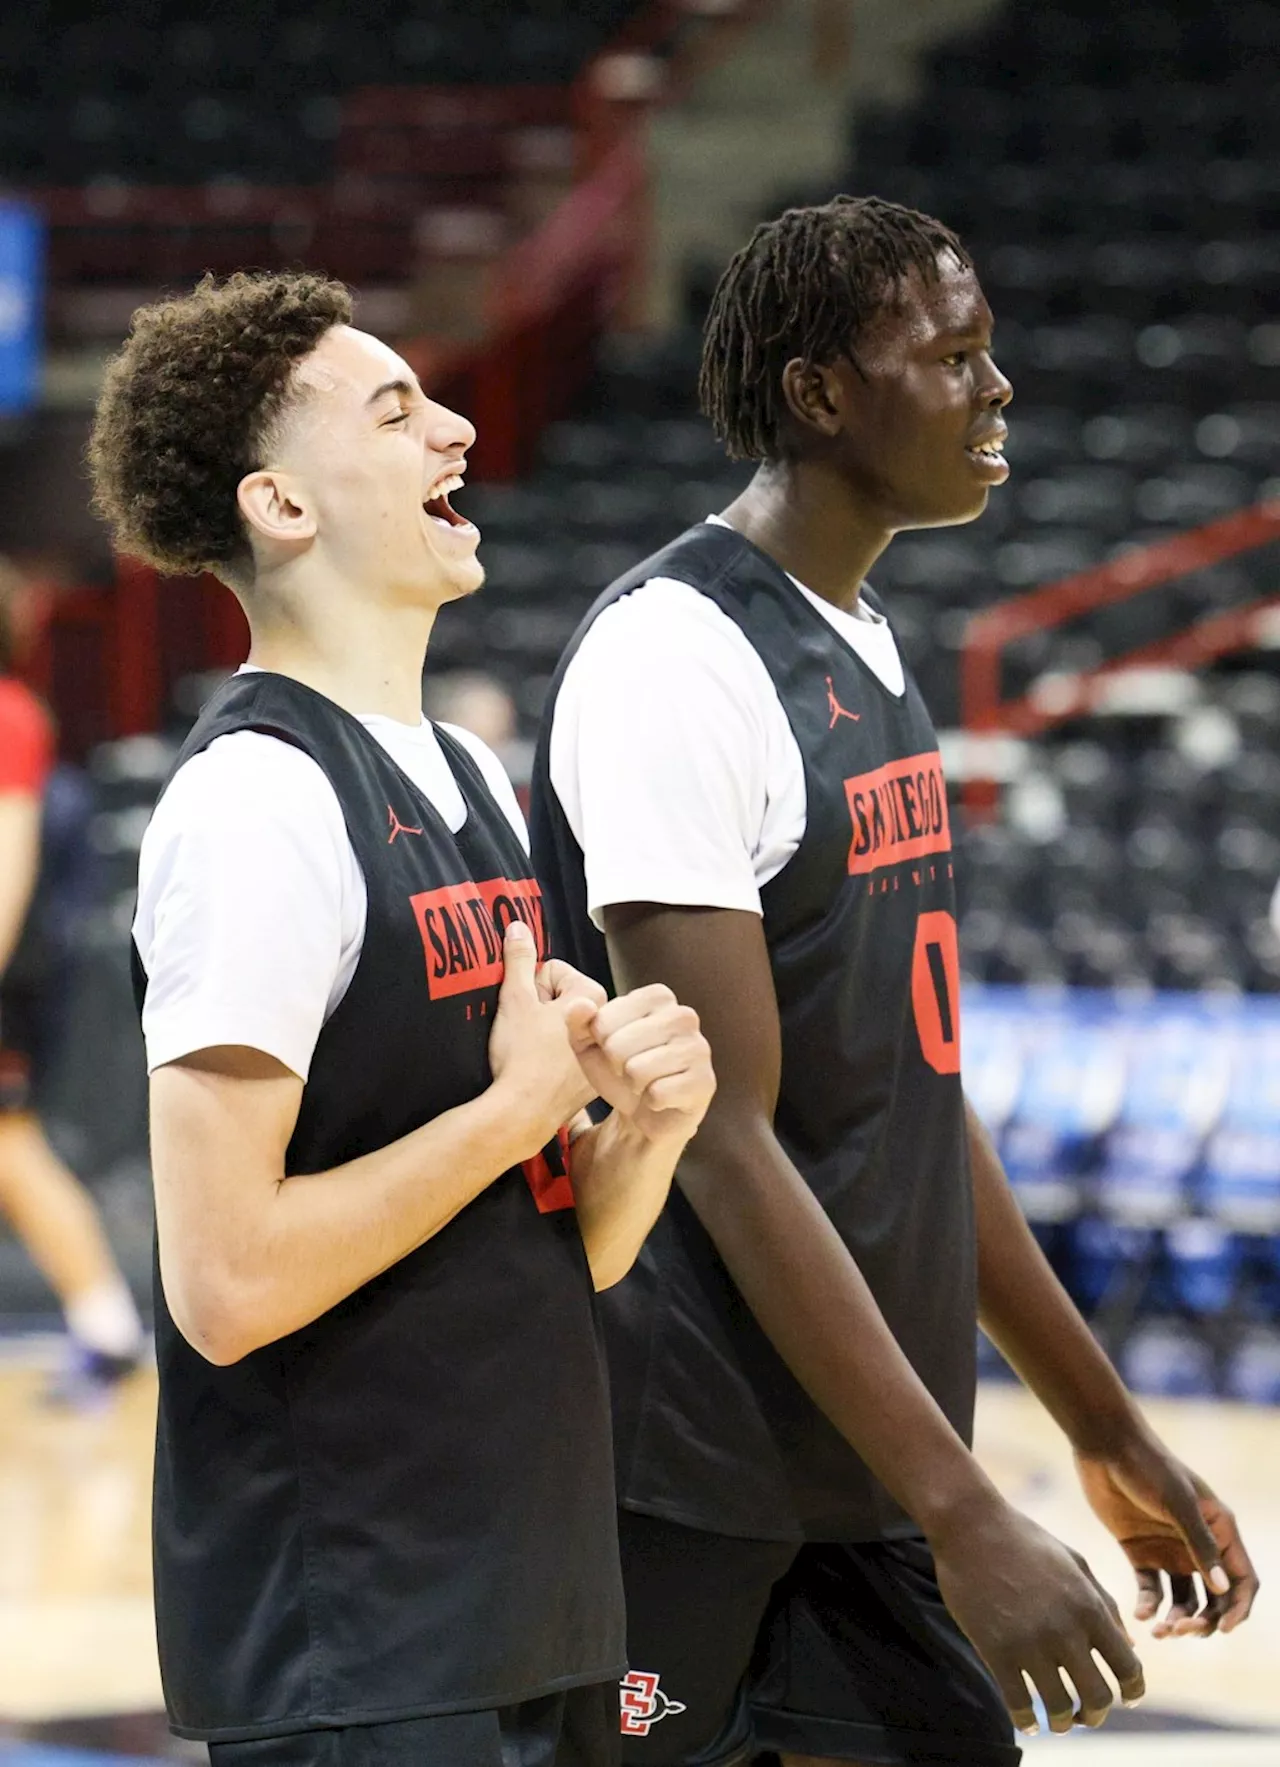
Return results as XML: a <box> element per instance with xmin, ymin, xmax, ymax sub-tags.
<box><xmin>699</xmin><ymin>195</ymin><xmax>971</xmax><ymax>462</ymax></box>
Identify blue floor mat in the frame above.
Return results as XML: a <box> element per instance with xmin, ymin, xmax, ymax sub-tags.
<box><xmin>0</xmin><ymin>1748</ymin><xmax>169</xmax><ymax>1767</ymax></box>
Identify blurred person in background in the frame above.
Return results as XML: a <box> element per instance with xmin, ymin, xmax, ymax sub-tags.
<box><xmin>425</xmin><ymin>668</ymin><xmax>518</xmax><ymax>751</ymax></box>
<box><xmin>532</xmin><ymin>197</ymin><xmax>1258</xmax><ymax>1767</ymax></box>
<box><xmin>0</xmin><ymin>558</ymin><xmax>144</xmax><ymax>1399</ymax></box>
<box><xmin>88</xmin><ymin>271</ymin><xmax>715</xmax><ymax>1767</ymax></box>
<box><xmin>425</xmin><ymin>667</ymin><xmax>533</xmax><ymax>793</ymax></box>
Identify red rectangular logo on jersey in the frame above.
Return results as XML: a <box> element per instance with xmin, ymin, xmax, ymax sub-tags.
<box><xmin>845</xmin><ymin>750</ymin><xmax>951</xmax><ymax>876</ymax></box>
<box><xmin>410</xmin><ymin>876</ymin><xmax>547</xmax><ymax>1000</ymax></box>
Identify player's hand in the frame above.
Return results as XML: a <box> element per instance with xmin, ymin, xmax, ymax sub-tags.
<box><xmin>570</xmin><ymin>982</ymin><xmax>715</xmax><ymax>1148</ymax></box>
<box><xmin>535</xmin><ymin>956</ymin><xmax>608</xmax><ymax>1013</ymax></box>
<box><xmin>929</xmin><ymin>1489</ymin><xmax>1145</xmax><ymax>1736</ymax></box>
<box><xmin>488</xmin><ymin>922</ymin><xmax>598</xmax><ymax>1148</ymax></box>
<box><xmin>1075</xmin><ymin>1429</ymin><xmax>1259</xmax><ymax>1639</ymax></box>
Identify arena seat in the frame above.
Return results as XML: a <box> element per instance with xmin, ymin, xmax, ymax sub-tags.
<box><xmin>3</xmin><ymin>0</ymin><xmax>646</xmax><ymax>187</ymax></box>
<box><xmin>1094</xmin><ymin>1013</ymin><xmax>1230</xmax><ymax>1227</ymax></box>
<box><xmin>1201</xmin><ymin>1027</ymin><xmax>1280</xmax><ymax>1235</ymax></box>
<box><xmin>998</xmin><ymin>1007</ymin><xmax>1127</xmax><ymax>1221</ymax></box>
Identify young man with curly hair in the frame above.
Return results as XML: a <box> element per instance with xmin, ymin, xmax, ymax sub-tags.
<box><xmin>88</xmin><ymin>271</ymin><xmax>716</xmax><ymax>1767</ymax></box>
<box><xmin>531</xmin><ymin>197</ymin><xmax>1258</xmax><ymax>1767</ymax></box>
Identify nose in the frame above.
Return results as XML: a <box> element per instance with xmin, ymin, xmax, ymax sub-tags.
<box><xmin>979</xmin><ymin>351</ymin><xmax>1013</xmax><ymax>411</ymax></box>
<box><xmin>425</xmin><ymin>398</ymin><xmax>477</xmax><ymax>456</ymax></box>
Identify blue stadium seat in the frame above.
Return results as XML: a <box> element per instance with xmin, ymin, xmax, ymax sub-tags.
<box><xmin>1120</xmin><ymin>1318</ymin><xmax>1217</xmax><ymax>1398</ymax></box>
<box><xmin>1201</xmin><ymin>1017</ymin><xmax>1280</xmax><ymax>1233</ymax></box>
<box><xmin>1225</xmin><ymin>1327</ymin><xmax>1280</xmax><ymax>1404</ymax></box>
<box><xmin>1164</xmin><ymin>1217</ymin><xmax>1243</xmax><ymax>1316</ymax></box>
<box><xmin>960</xmin><ymin>987</ymin><xmax>1027</xmax><ymax>1140</ymax></box>
<box><xmin>998</xmin><ymin>1000</ymin><xmax>1126</xmax><ymax>1221</ymax></box>
<box><xmin>1065</xmin><ymin>1217</ymin><xmax>1158</xmax><ymax>1314</ymax></box>
<box><xmin>1095</xmin><ymin>1006</ymin><xmax>1230</xmax><ymax>1226</ymax></box>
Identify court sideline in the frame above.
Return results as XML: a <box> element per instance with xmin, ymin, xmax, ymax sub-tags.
<box><xmin>1</xmin><ymin>1352</ymin><xmax>1277</xmax><ymax>1764</ymax></box>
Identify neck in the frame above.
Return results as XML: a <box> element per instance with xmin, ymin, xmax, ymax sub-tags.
<box><xmin>718</xmin><ymin>460</ymin><xmax>893</xmax><ymax>612</ymax></box>
<box><xmin>242</xmin><ymin>565</ymin><xmax>437</xmax><ymax>725</ymax></box>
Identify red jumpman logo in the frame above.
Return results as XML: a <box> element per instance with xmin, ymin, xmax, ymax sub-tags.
<box><xmin>387</xmin><ymin>804</ymin><xmax>423</xmax><ymax>844</ymax></box>
<box><xmin>826</xmin><ymin>677</ymin><xmax>861</xmax><ymax>728</ymax></box>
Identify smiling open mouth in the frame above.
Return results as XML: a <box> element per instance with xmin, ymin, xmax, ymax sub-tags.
<box><xmin>423</xmin><ymin>473</ymin><xmax>470</xmax><ymax>528</ymax></box>
<box><xmin>964</xmin><ymin>437</ymin><xmax>1010</xmax><ymax>480</ymax></box>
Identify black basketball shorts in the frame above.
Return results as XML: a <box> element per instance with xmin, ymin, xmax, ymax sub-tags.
<box><xmin>0</xmin><ymin>977</ymin><xmax>67</xmax><ymax>1114</ymax></box>
<box><xmin>0</xmin><ymin>983</ymin><xmax>43</xmax><ymax>1113</ymax></box>
<box><xmin>617</xmin><ymin>1509</ymin><xmax>1020</xmax><ymax>1767</ymax></box>
<box><xmin>207</xmin><ymin>1683</ymin><xmax>621</xmax><ymax>1767</ymax></box>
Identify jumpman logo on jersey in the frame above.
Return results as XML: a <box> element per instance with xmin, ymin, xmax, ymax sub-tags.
<box><xmin>826</xmin><ymin>677</ymin><xmax>861</xmax><ymax>728</ymax></box>
<box><xmin>387</xmin><ymin>805</ymin><xmax>423</xmax><ymax>844</ymax></box>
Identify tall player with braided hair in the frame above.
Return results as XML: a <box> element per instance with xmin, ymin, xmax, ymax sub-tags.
<box><xmin>532</xmin><ymin>197</ymin><xmax>1257</xmax><ymax>1767</ymax></box>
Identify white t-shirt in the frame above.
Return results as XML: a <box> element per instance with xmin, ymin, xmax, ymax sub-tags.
<box><xmin>548</xmin><ymin>517</ymin><xmax>905</xmax><ymax>924</ymax></box>
<box><xmin>133</xmin><ymin>672</ymin><xmax>526</xmax><ymax>1080</ymax></box>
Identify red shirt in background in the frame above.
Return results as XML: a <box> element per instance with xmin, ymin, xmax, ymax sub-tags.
<box><xmin>0</xmin><ymin>677</ymin><xmax>54</xmax><ymax>796</ymax></box>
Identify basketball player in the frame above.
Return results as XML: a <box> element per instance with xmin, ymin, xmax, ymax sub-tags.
<box><xmin>0</xmin><ymin>560</ymin><xmax>143</xmax><ymax>1399</ymax></box>
<box><xmin>87</xmin><ymin>272</ymin><xmax>715</xmax><ymax>1767</ymax></box>
<box><xmin>531</xmin><ymin>199</ymin><xmax>1258</xmax><ymax>1766</ymax></box>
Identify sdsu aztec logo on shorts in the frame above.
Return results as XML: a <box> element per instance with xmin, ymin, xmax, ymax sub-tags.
<box><xmin>410</xmin><ymin>875</ymin><xmax>547</xmax><ymax>999</ymax></box>
<box><xmin>620</xmin><ymin>1670</ymin><xmax>687</xmax><ymax>1736</ymax></box>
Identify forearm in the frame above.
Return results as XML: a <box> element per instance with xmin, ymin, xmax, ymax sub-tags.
<box><xmin>153</xmin><ymin>1064</ymin><xmax>541</xmax><ymax>1362</ymax></box>
<box><xmin>569</xmin><ymin>1111</ymin><xmax>682</xmax><ymax>1290</ymax></box>
<box><xmin>968</xmin><ymin>1096</ymin><xmax>1141</xmax><ymax>1454</ymax></box>
<box><xmin>0</xmin><ymin>796</ymin><xmax>40</xmax><ymax>977</ymax></box>
<box><xmin>678</xmin><ymin>1105</ymin><xmax>1000</xmax><ymax>1538</ymax></box>
<box><xmin>599</xmin><ymin>902</ymin><xmax>997</xmax><ymax>1535</ymax></box>
<box><xmin>255</xmin><ymin>1087</ymin><xmax>537</xmax><ymax>1333</ymax></box>
<box><xmin>0</xmin><ymin>890</ymin><xmax>29</xmax><ymax>978</ymax></box>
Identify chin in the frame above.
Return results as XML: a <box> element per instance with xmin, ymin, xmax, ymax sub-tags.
<box><xmin>903</xmin><ymin>492</ymin><xmax>991</xmax><ymax>533</ymax></box>
<box><xmin>422</xmin><ymin>559</ymin><xmax>485</xmax><ymax>608</ymax></box>
<box><xmin>447</xmin><ymin>559</ymin><xmax>486</xmax><ymax>602</ymax></box>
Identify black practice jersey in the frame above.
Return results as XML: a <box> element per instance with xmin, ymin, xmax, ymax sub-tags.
<box><xmin>134</xmin><ymin>672</ymin><xmax>624</xmax><ymax>1740</ymax></box>
<box><xmin>531</xmin><ymin>523</ymin><xmax>975</xmax><ymax>1543</ymax></box>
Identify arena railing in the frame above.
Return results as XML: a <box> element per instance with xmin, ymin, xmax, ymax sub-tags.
<box><xmin>403</xmin><ymin>0</ymin><xmax>770</xmax><ymax>477</ymax></box>
<box><xmin>960</xmin><ymin>500</ymin><xmax>1280</xmax><ymax>816</ymax></box>
<box><xmin>405</xmin><ymin>129</ymin><xmax>647</xmax><ymax>482</ymax></box>
<box><xmin>34</xmin><ymin>1</ymin><xmax>769</xmax><ymax>743</ymax></box>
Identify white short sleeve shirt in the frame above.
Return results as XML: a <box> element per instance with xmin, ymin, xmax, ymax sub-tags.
<box><xmin>133</xmin><ymin>676</ymin><xmax>526</xmax><ymax>1080</ymax></box>
<box><xmin>548</xmin><ymin>518</ymin><xmax>904</xmax><ymax>925</ymax></box>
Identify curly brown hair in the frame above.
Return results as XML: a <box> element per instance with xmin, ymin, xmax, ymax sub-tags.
<box><xmin>88</xmin><ymin>270</ymin><xmax>353</xmax><ymax>581</ymax></box>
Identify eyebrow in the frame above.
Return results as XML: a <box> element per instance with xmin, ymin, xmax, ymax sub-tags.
<box><xmin>933</xmin><ymin>320</ymin><xmax>995</xmax><ymax>345</ymax></box>
<box><xmin>365</xmin><ymin>376</ymin><xmax>421</xmax><ymax>408</ymax></box>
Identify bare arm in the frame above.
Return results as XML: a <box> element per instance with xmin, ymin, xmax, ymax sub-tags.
<box><xmin>603</xmin><ymin>902</ymin><xmax>1144</xmax><ymax>1736</ymax></box>
<box><xmin>604</xmin><ymin>903</ymin><xmax>999</xmax><ymax>1525</ymax></box>
<box><xmin>0</xmin><ymin>792</ymin><xmax>41</xmax><ymax>977</ymax></box>
<box><xmin>564</xmin><ymin>983</ymin><xmax>716</xmax><ymax>1290</ymax></box>
<box><xmin>971</xmin><ymin>1094</ymin><xmax>1144</xmax><ymax>1448</ymax></box>
<box><xmin>569</xmin><ymin>1112</ymin><xmax>685</xmax><ymax>1291</ymax></box>
<box><xmin>151</xmin><ymin>921</ymin><xmax>594</xmax><ymax>1365</ymax></box>
<box><xmin>969</xmin><ymin>1098</ymin><xmax>1258</xmax><ymax>1636</ymax></box>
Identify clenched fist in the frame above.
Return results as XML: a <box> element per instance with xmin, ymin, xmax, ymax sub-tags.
<box><xmin>538</xmin><ymin>962</ymin><xmax>715</xmax><ymax>1148</ymax></box>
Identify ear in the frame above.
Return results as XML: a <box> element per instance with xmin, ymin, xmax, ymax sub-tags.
<box><xmin>237</xmin><ymin>470</ymin><xmax>316</xmax><ymax>549</ymax></box>
<box><xmin>780</xmin><ymin>356</ymin><xmax>845</xmax><ymax>441</ymax></box>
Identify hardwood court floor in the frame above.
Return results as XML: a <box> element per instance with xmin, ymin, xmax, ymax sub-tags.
<box><xmin>1</xmin><ymin>1350</ymin><xmax>1277</xmax><ymax>1760</ymax></box>
<box><xmin>0</xmin><ymin>1350</ymin><xmax>160</xmax><ymax>1723</ymax></box>
<box><xmin>974</xmin><ymin>1382</ymin><xmax>1280</xmax><ymax>1740</ymax></box>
